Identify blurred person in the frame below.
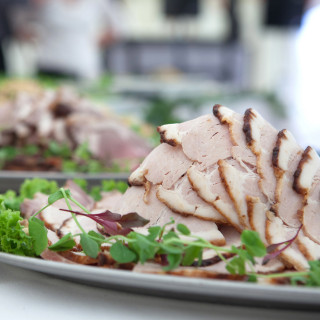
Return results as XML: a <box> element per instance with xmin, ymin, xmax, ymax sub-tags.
<box><xmin>0</xmin><ymin>0</ymin><xmax>24</xmax><ymax>73</ymax></box>
<box><xmin>28</xmin><ymin>0</ymin><xmax>122</xmax><ymax>80</ymax></box>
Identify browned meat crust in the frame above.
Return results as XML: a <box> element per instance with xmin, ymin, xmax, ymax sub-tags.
<box><xmin>157</xmin><ymin>126</ymin><xmax>179</xmax><ymax>146</ymax></box>
<box><xmin>243</xmin><ymin>108</ymin><xmax>255</xmax><ymax>147</ymax></box>
<box><xmin>293</xmin><ymin>146</ymin><xmax>314</xmax><ymax>195</ymax></box>
<box><xmin>212</xmin><ymin>104</ymin><xmax>224</xmax><ymax>122</ymax></box>
<box><xmin>272</xmin><ymin>129</ymin><xmax>287</xmax><ymax>177</ymax></box>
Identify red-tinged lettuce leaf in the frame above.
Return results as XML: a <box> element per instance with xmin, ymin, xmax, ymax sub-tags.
<box><xmin>60</xmin><ymin>209</ymin><xmax>149</xmax><ymax>236</ymax></box>
<box><xmin>117</xmin><ymin>212</ymin><xmax>149</xmax><ymax>228</ymax></box>
<box><xmin>262</xmin><ymin>224</ymin><xmax>303</xmax><ymax>265</ymax></box>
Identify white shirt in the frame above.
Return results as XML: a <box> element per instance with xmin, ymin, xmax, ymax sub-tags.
<box><xmin>35</xmin><ymin>0</ymin><xmax>119</xmax><ymax>80</ymax></box>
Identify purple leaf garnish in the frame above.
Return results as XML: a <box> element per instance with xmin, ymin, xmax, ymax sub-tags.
<box><xmin>262</xmin><ymin>224</ymin><xmax>303</xmax><ymax>265</ymax></box>
<box><xmin>60</xmin><ymin>209</ymin><xmax>149</xmax><ymax>236</ymax></box>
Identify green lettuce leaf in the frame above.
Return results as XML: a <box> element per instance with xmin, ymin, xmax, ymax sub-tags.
<box><xmin>0</xmin><ymin>209</ymin><xmax>35</xmax><ymax>256</ymax></box>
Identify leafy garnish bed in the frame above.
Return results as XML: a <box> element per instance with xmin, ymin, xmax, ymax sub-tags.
<box><xmin>0</xmin><ymin>178</ymin><xmax>319</xmax><ymax>287</ymax></box>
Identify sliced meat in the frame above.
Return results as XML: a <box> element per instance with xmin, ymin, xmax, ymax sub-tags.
<box><xmin>243</xmin><ymin>108</ymin><xmax>278</xmax><ymax>204</ymax></box>
<box><xmin>40</xmin><ymin>202</ymin><xmax>73</xmax><ymax>231</ymax></box>
<box><xmin>272</xmin><ymin>129</ymin><xmax>304</xmax><ymax>227</ymax></box>
<box><xmin>292</xmin><ymin>146</ymin><xmax>320</xmax><ymax>245</ymax></box>
<box><xmin>213</xmin><ymin>104</ymin><xmax>256</xmax><ymax>169</ymax></box>
<box><xmin>67</xmin><ymin>115</ymin><xmax>151</xmax><ymax>161</ymax></box>
<box><xmin>58</xmin><ymin>215</ymin><xmax>100</xmax><ymax>245</ymax></box>
<box><xmin>40</xmin><ymin>248</ymin><xmax>76</xmax><ymax>264</ymax></box>
<box><xmin>297</xmin><ymin>230</ymin><xmax>320</xmax><ymax>261</ymax></box>
<box><xmin>158</xmin><ymin>114</ymin><xmax>233</xmax><ymax>170</ymax></box>
<box><xmin>133</xmin><ymin>262</ymin><xmax>246</xmax><ymax>280</ymax></box>
<box><xmin>156</xmin><ymin>173</ymin><xmax>227</xmax><ymax>223</ymax></box>
<box><xmin>299</xmin><ymin>174</ymin><xmax>320</xmax><ymax>244</ymax></box>
<box><xmin>20</xmin><ymin>192</ymin><xmax>48</xmax><ymax>219</ymax></box>
<box><xmin>218</xmin><ymin>159</ymin><xmax>267</xmax><ymax>229</ymax></box>
<box><xmin>247</xmin><ymin>196</ymin><xmax>268</xmax><ymax>244</ymax></box>
<box><xmin>94</xmin><ymin>190</ymin><xmax>123</xmax><ymax>211</ymax></box>
<box><xmin>293</xmin><ymin>146</ymin><xmax>320</xmax><ymax>195</ymax></box>
<box><xmin>187</xmin><ymin>164</ymin><xmax>242</xmax><ymax>232</ymax></box>
<box><xmin>129</xmin><ymin>143</ymin><xmax>192</xmax><ymax>188</ymax></box>
<box><xmin>65</xmin><ymin>180</ymin><xmax>95</xmax><ymax>211</ymax></box>
<box><xmin>266</xmin><ymin>212</ymin><xmax>309</xmax><ymax>271</ymax></box>
<box><xmin>113</xmin><ymin>184</ymin><xmax>226</xmax><ymax>246</ymax></box>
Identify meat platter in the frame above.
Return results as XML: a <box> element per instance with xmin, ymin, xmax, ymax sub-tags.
<box><xmin>0</xmin><ymin>251</ymin><xmax>319</xmax><ymax>310</ymax></box>
<box><xmin>1</xmin><ymin>103</ymin><xmax>320</xmax><ymax>310</ymax></box>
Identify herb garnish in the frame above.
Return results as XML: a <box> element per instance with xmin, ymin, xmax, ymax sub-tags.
<box><xmin>0</xmin><ymin>179</ymin><xmax>319</xmax><ymax>286</ymax></box>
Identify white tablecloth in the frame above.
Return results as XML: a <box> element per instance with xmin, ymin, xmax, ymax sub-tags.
<box><xmin>0</xmin><ymin>262</ymin><xmax>318</xmax><ymax>320</ymax></box>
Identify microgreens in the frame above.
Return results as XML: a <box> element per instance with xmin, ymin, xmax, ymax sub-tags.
<box><xmin>262</xmin><ymin>225</ymin><xmax>303</xmax><ymax>265</ymax></box>
<box><xmin>0</xmin><ymin>178</ymin><xmax>319</xmax><ymax>287</ymax></box>
<box><xmin>60</xmin><ymin>209</ymin><xmax>149</xmax><ymax>236</ymax></box>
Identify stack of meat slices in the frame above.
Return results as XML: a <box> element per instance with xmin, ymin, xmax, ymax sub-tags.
<box><xmin>114</xmin><ymin>104</ymin><xmax>320</xmax><ymax>276</ymax></box>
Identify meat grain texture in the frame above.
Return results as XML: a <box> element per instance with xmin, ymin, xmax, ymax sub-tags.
<box><xmin>120</xmin><ymin>104</ymin><xmax>320</xmax><ymax>273</ymax></box>
<box><xmin>21</xmin><ymin>104</ymin><xmax>320</xmax><ymax>277</ymax></box>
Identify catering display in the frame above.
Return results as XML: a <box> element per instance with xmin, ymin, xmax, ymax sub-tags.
<box><xmin>0</xmin><ymin>104</ymin><xmax>320</xmax><ymax>288</ymax></box>
<box><xmin>0</xmin><ymin>81</ymin><xmax>153</xmax><ymax>172</ymax></box>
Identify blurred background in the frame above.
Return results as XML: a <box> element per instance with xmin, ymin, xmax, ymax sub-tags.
<box><xmin>0</xmin><ymin>0</ymin><xmax>319</xmax><ymax>170</ymax></box>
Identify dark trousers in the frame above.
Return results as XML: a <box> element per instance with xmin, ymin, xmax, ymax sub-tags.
<box><xmin>0</xmin><ymin>43</ymin><xmax>6</xmax><ymax>73</ymax></box>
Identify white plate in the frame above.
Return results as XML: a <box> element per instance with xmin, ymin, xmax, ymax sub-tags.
<box><xmin>0</xmin><ymin>252</ymin><xmax>319</xmax><ymax>311</ymax></box>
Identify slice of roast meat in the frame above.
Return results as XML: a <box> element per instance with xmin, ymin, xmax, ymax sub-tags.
<box><xmin>187</xmin><ymin>164</ymin><xmax>242</xmax><ymax>231</ymax></box>
<box><xmin>58</xmin><ymin>215</ymin><xmax>100</xmax><ymax>245</ymax></box>
<box><xmin>158</xmin><ymin>114</ymin><xmax>233</xmax><ymax>170</ymax></box>
<box><xmin>266</xmin><ymin>212</ymin><xmax>309</xmax><ymax>271</ymax></box>
<box><xmin>247</xmin><ymin>196</ymin><xmax>268</xmax><ymax>244</ymax></box>
<box><xmin>243</xmin><ymin>108</ymin><xmax>278</xmax><ymax>204</ymax></box>
<box><xmin>129</xmin><ymin>143</ymin><xmax>192</xmax><ymax>189</ymax></box>
<box><xmin>20</xmin><ymin>192</ymin><xmax>49</xmax><ymax>220</ymax></box>
<box><xmin>271</xmin><ymin>128</ymin><xmax>320</xmax><ymax>260</ymax></box>
<box><xmin>293</xmin><ymin>146</ymin><xmax>320</xmax><ymax>245</ymax></box>
<box><xmin>293</xmin><ymin>146</ymin><xmax>320</xmax><ymax>195</ymax></box>
<box><xmin>213</xmin><ymin>104</ymin><xmax>256</xmax><ymax>169</ymax></box>
<box><xmin>218</xmin><ymin>159</ymin><xmax>267</xmax><ymax>229</ymax></box>
<box><xmin>299</xmin><ymin>174</ymin><xmax>320</xmax><ymax>244</ymax></box>
<box><xmin>113</xmin><ymin>184</ymin><xmax>226</xmax><ymax>246</ymax></box>
<box><xmin>296</xmin><ymin>230</ymin><xmax>320</xmax><ymax>261</ymax></box>
<box><xmin>67</xmin><ymin>114</ymin><xmax>151</xmax><ymax>162</ymax></box>
<box><xmin>272</xmin><ymin>129</ymin><xmax>304</xmax><ymax>227</ymax></box>
<box><xmin>156</xmin><ymin>173</ymin><xmax>227</xmax><ymax>223</ymax></box>
<box><xmin>94</xmin><ymin>190</ymin><xmax>123</xmax><ymax>211</ymax></box>
<box><xmin>64</xmin><ymin>180</ymin><xmax>95</xmax><ymax>211</ymax></box>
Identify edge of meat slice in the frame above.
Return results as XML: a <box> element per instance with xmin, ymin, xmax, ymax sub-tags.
<box><xmin>271</xmin><ymin>129</ymin><xmax>320</xmax><ymax>260</ymax></box>
<box><xmin>187</xmin><ymin>164</ymin><xmax>242</xmax><ymax>232</ymax></box>
<box><xmin>299</xmin><ymin>174</ymin><xmax>320</xmax><ymax>244</ymax></box>
<box><xmin>212</xmin><ymin>104</ymin><xmax>269</xmax><ymax>233</ymax></box>
<box><xmin>293</xmin><ymin>146</ymin><xmax>320</xmax><ymax>195</ymax></box>
<box><xmin>266</xmin><ymin>211</ymin><xmax>309</xmax><ymax>271</ymax></box>
<box><xmin>271</xmin><ymin>129</ymin><xmax>304</xmax><ymax>227</ymax></box>
<box><xmin>129</xmin><ymin>143</ymin><xmax>192</xmax><ymax>189</ymax></box>
<box><xmin>213</xmin><ymin>104</ymin><xmax>257</xmax><ymax>169</ymax></box>
<box><xmin>218</xmin><ymin>159</ymin><xmax>267</xmax><ymax>230</ymax></box>
<box><xmin>247</xmin><ymin>196</ymin><xmax>268</xmax><ymax>244</ymax></box>
<box><xmin>296</xmin><ymin>230</ymin><xmax>320</xmax><ymax>261</ymax></box>
<box><xmin>113</xmin><ymin>184</ymin><xmax>226</xmax><ymax>246</ymax></box>
<box><xmin>243</xmin><ymin>108</ymin><xmax>278</xmax><ymax>204</ymax></box>
<box><xmin>292</xmin><ymin>146</ymin><xmax>320</xmax><ymax>245</ymax></box>
<box><xmin>156</xmin><ymin>174</ymin><xmax>227</xmax><ymax>224</ymax></box>
<box><xmin>158</xmin><ymin>113</ymin><xmax>233</xmax><ymax>170</ymax></box>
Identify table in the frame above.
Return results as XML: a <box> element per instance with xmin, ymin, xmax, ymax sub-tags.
<box><xmin>0</xmin><ymin>262</ymin><xmax>319</xmax><ymax>320</ymax></box>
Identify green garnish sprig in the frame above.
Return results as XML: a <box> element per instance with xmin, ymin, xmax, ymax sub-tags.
<box><xmin>1</xmin><ymin>179</ymin><xmax>320</xmax><ymax>287</ymax></box>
